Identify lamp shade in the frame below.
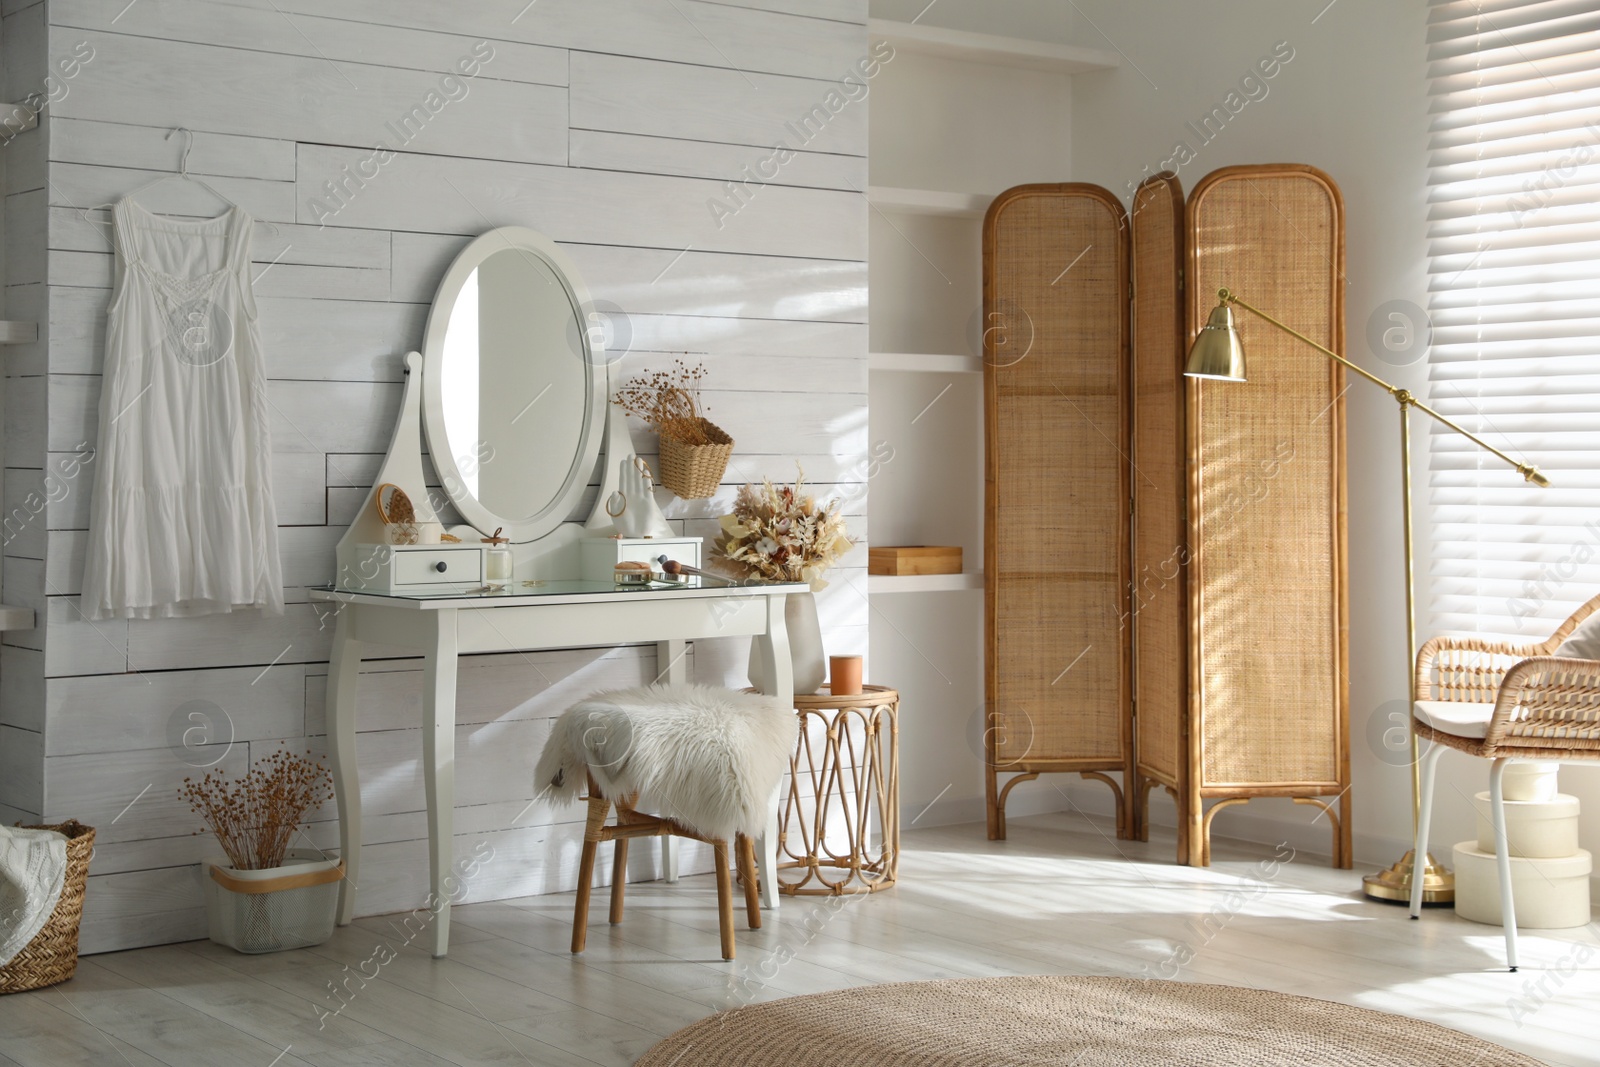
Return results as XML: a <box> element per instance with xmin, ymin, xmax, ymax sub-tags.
<box><xmin>1185</xmin><ymin>303</ymin><xmax>1247</xmax><ymax>382</ymax></box>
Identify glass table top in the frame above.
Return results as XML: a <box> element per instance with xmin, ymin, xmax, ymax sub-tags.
<box><xmin>307</xmin><ymin>576</ymin><xmax>807</xmax><ymax>603</ymax></box>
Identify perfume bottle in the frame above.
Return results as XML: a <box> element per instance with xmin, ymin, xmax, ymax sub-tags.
<box><xmin>481</xmin><ymin>527</ymin><xmax>513</xmax><ymax>582</ymax></box>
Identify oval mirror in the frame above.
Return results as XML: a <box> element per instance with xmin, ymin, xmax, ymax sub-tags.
<box><xmin>421</xmin><ymin>227</ymin><xmax>606</xmax><ymax>543</ymax></box>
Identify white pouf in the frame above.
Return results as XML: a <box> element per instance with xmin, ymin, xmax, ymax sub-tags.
<box><xmin>1452</xmin><ymin>842</ymin><xmax>1592</xmax><ymax>929</ymax></box>
<box><xmin>1472</xmin><ymin>791</ymin><xmax>1580</xmax><ymax>859</ymax></box>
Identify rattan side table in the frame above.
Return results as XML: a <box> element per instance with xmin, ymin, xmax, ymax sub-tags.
<box><xmin>774</xmin><ymin>684</ymin><xmax>899</xmax><ymax>896</ymax></box>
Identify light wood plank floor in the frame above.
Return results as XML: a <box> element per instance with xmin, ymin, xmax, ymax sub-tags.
<box><xmin>2</xmin><ymin>812</ymin><xmax>1594</xmax><ymax>1067</ymax></box>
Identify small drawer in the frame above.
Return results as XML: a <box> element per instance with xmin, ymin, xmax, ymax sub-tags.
<box><xmin>616</xmin><ymin>542</ymin><xmax>684</xmax><ymax>567</ymax></box>
<box><xmin>395</xmin><ymin>548</ymin><xmax>484</xmax><ymax>586</ymax></box>
<box><xmin>580</xmin><ymin>536</ymin><xmax>701</xmax><ymax>582</ymax></box>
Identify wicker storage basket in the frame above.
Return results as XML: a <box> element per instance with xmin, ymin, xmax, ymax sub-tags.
<box><xmin>658</xmin><ymin>420</ymin><xmax>733</xmax><ymax>499</ymax></box>
<box><xmin>0</xmin><ymin>820</ymin><xmax>95</xmax><ymax>994</ymax></box>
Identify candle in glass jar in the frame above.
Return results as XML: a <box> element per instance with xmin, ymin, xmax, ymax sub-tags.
<box><xmin>482</xmin><ymin>528</ymin><xmax>513</xmax><ymax>582</ymax></box>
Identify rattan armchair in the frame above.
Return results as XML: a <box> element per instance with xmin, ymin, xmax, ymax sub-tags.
<box><xmin>1409</xmin><ymin>591</ymin><xmax>1600</xmax><ymax>970</ymax></box>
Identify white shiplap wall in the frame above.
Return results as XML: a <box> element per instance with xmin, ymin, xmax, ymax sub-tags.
<box><xmin>0</xmin><ymin>0</ymin><xmax>870</xmax><ymax>953</ymax></box>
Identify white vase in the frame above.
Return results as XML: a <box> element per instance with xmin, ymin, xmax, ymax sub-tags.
<box><xmin>748</xmin><ymin>590</ymin><xmax>826</xmax><ymax>696</ymax></box>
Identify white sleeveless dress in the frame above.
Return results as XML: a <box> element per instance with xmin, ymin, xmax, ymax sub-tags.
<box><xmin>81</xmin><ymin>198</ymin><xmax>282</xmax><ymax>619</ymax></box>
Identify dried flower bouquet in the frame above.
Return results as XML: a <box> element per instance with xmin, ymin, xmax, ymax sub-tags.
<box><xmin>714</xmin><ymin>467</ymin><xmax>853</xmax><ymax>590</ymax></box>
<box><xmin>180</xmin><ymin>750</ymin><xmax>332</xmax><ymax>871</ymax></box>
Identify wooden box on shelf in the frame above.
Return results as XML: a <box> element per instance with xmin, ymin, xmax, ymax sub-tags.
<box><xmin>869</xmin><ymin>545</ymin><xmax>962</xmax><ymax>576</ymax></box>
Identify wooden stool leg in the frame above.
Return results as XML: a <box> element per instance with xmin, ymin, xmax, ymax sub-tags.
<box><xmin>609</xmin><ymin>838</ymin><xmax>630</xmax><ymax>925</ymax></box>
<box><xmin>737</xmin><ymin>834</ymin><xmax>761</xmax><ymax>930</ymax></box>
<box><xmin>713</xmin><ymin>840</ymin><xmax>735</xmax><ymax>960</ymax></box>
<box><xmin>573</xmin><ymin>839</ymin><xmax>598</xmax><ymax>953</ymax></box>
<box><xmin>573</xmin><ymin>792</ymin><xmax>609</xmax><ymax>954</ymax></box>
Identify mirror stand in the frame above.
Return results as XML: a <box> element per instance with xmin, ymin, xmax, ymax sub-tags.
<box><xmin>333</xmin><ymin>352</ymin><xmax>631</xmax><ymax>589</ymax></box>
<box><xmin>586</xmin><ymin>379</ymin><xmax>635</xmax><ymax>533</ymax></box>
<box><xmin>333</xmin><ymin>351</ymin><xmax>438</xmax><ymax>586</ymax></box>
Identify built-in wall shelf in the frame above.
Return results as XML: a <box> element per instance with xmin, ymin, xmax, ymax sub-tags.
<box><xmin>868</xmin><ymin>185</ymin><xmax>991</xmax><ymax>219</ymax></box>
<box><xmin>868</xmin><ymin>572</ymin><xmax>984</xmax><ymax>594</ymax></box>
<box><xmin>0</xmin><ymin>321</ymin><xmax>38</xmax><ymax>344</ymax></box>
<box><xmin>870</xmin><ymin>352</ymin><xmax>983</xmax><ymax>374</ymax></box>
<box><xmin>0</xmin><ymin>103</ymin><xmax>38</xmax><ymax>134</ymax></box>
<box><xmin>868</xmin><ymin>18</ymin><xmax>1120</xmax><ymax>75</ymax></box>
<box><xmin>0</xmin><ymin>605</ymin><xmax>36</xmax><ymax>631</ymax></box>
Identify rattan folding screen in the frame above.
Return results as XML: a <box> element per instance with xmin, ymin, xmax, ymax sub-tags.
<box><xmin>983</xmin><ymin>165</ymin><xmax>1351</xmax><ymax>868</ymax></box>
<box><xmin>1178</xmin><ymin>166</ymin><xmax>1351</xmax><ymax>868</ymax></box>
<box><xmin>1128</xmin><ymin>175</ymin><xmax>1190</xmax><ymax>859</ymax></box>
<box><xmin>982</xmin><ymin>185</ymin><xmax>1133</xmax><ymax>841</ymax></box>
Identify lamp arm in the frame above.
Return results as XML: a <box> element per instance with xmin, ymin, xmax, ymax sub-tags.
<box><xmin>1221</xmin><ymin>290</ymin><xmax>1549</xmax><ymax>488</ymax></box>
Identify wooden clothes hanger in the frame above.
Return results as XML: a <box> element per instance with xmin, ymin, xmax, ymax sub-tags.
<box><xmin>91</xmin><ymin>127</ymin><xmax>278</xmax><ymax>234</ymax></box>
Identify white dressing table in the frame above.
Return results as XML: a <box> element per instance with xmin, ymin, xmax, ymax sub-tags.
<box><xmin>322</xmin><ymin>226</ymin><xmax>801</xmax><ymax>957</ymax></box>
<box><xmin>311</xmin><ymin>578</ymin><xmax>799</xmax><ymax>958</ymax></box>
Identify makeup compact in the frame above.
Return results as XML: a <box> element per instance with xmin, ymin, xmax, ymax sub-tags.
<box><xmin>613</xmin><ymin>560</ymin><xmax>654</xmax><ymax>586</ymax></box>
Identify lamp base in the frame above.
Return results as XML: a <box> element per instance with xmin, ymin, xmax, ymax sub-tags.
<box><xmin>1363</xmin><ymin>849</ymin><xmax>1454</xmax><ymax>905</ymax></box>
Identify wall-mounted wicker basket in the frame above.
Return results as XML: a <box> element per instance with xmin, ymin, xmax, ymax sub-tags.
<box><xmin>658</xmin><ymin>420</ymin><xmax>734</xmax><ymax>499</ymax></box>
<box><xmin>0</xmin><ymin>821</ymin><xmax>95</xmax><ymax>994</ymax></box>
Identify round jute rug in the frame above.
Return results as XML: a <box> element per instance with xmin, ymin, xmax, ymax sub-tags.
<box><xmin>634</xmin><ymin>976</ymin><xmax>1540</xmax><ymax>1066</ymax></box>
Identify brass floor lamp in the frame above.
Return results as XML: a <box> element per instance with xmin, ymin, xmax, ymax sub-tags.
<box><xmin>1185</xmin><ymin>288</ymin><xmax>1549</xmax><ymax>903</ymax></box>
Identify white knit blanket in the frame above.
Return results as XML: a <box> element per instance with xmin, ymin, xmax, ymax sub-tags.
<box><xmin>0</xmin><ymin>824</ymin><xmax>67</xmax><ymax>965</ymax></box>
<box><xmin>534</xmin><ymin>684</ymin><xmax>797</xmax><ymax>841</ymax></box>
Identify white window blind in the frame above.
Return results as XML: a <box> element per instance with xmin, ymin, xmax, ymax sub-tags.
<box><xmin>1425</xmin><ymin>0</ymin><xmax>1600</xmax><ymax>636</ymax></box>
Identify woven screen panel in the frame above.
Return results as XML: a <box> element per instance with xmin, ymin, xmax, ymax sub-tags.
<box><xmin>985</xmin><ymin>186</ymin><xmax>1130</xmax><ymax>768</ymax></box>
<box><xmin>1187</xmin><ymin>166</ymin><xmax>1347</xmax><ymax>788</ymax></box>
<box><xmin>1130</xmin><ymin>175</ymin><xmax>1187</xmax><ymax>785</ymax></box>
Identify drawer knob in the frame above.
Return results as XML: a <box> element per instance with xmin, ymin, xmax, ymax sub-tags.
<box><xmin>434</xmin><ymin>561</ymin><xmax>448</xmax><ymax>573</ymax></box>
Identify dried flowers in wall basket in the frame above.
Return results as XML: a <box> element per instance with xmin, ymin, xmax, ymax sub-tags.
<box><xmin>613</xmin><ymin>359</ymin><xmax>733</xmax><ymax>499</ymax></box>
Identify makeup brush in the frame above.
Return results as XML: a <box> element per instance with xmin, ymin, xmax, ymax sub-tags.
<box><xmin>656</xmin><ymin>556</ymin><xmax>736</xmax><ymax>585</ymax></box>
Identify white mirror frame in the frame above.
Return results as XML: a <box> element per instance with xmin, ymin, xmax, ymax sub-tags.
<box><xmin>420</xmin><ymin>227</ymin><xmax>607</xmax><ymax>544</ymax></box>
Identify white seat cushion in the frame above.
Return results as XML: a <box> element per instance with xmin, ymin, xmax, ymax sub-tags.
<box><xmin>1554</xmin><ymin>610</ymin><xmax>1600</xmax><ymax>660</ymax></box>
<box><xmin>533</xmin><ymin>683</ymin><xmax>797</xmax><ymax>841</ymax></box>
<box><xmin>1414</xmin><ymin>699</ymin><xmax>1496</xmax><ymax>739</ymax></box>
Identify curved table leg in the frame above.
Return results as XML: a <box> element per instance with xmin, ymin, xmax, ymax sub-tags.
<box><xmin>656</xmin><ymin>639</ymin><xmax>686</xmax><ymax>883</ymax></box>
<box><xmin>754</xmin><ymin>593</ymin><xmax>792</xmax><ymax>910</ymax></box>
<box><xmin>423</xmin><ymin>609</ymin><xmax>459</xmax><ymax>958</ymax></box>
<box><xmin>328</xmin><ymin>608</ymin><xmax>364</xmax><ymax>926</ymax></box>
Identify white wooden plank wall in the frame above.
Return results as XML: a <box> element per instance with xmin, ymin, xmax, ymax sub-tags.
<box><xmin>0</xmin><ymin>0</ymin><xmax>873</xmax><ymax>952</ymax></box>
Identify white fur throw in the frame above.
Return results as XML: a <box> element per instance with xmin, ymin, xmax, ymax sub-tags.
<box><xmin>534</xmin><ymin>684</ymin><xmax>797</xmax><ymax>841</ymax></box>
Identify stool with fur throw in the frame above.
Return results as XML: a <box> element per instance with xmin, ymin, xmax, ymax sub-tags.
<box><xmin>534</xmin><ymin>684</ymin><xmax>797</xmax><ymax>959</ymax></box>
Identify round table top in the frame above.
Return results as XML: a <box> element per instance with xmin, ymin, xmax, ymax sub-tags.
<box><xmin>789</xmin><ymin>684</ymin><xmax>898</xmax><ymax>709</ymax></box>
